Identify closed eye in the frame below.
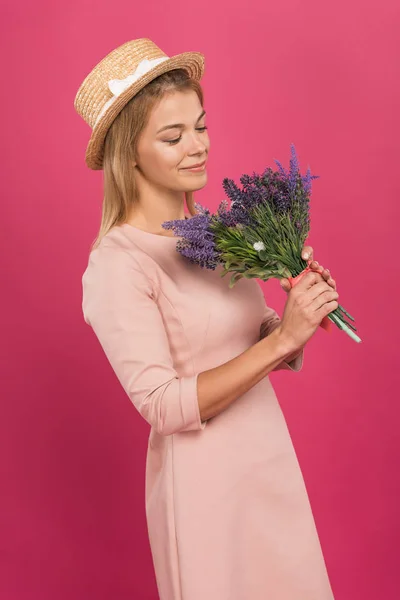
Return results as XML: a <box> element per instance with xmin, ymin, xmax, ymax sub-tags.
<box><xmin>166</xmin><ymin>126</ymin><xmax>208</xmax><ymax>145</ymax></box>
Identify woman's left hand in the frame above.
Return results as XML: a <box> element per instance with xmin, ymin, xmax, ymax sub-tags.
<box><xmin>280</xmin><ymin>245</ymin><xmax>336</xmax><ymax>293</ymax></box>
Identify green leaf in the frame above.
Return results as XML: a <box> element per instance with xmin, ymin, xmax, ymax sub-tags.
<box><xmin>258</xmin><ymin>250</ymin><xmax>268</xmax><ymax>261</ymax></box>
<box><xmin>229</xmin><ymin>273</ymin><xmax>242</xmax><ymax>288</ymax></box>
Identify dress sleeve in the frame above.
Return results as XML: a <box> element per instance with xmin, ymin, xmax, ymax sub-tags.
<box><xmin>82</xmin><ymin>245</ymin><xmax>207</xmax><ymax>435</ymax></box>
<box><xmin>259</xmin><ymin>303</ymin><xmax>304</xmax><ymax>373</ymax></box>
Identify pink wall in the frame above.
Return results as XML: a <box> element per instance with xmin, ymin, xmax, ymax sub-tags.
<box><xmin>2</xmin><ymin>0</ymin><xmax>399</xmax><ymax>598</ymax></box>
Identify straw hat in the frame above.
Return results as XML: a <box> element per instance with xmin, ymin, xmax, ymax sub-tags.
<box><xmin>74</xmin><ymin>38</ymin><xmax>205</xmax><ymax>170</ymax></box>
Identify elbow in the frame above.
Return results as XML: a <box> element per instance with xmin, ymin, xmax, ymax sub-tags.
<box><xmin>137</xmin><ymin>375</ymin><xmax>205</xmax><ymax>435</ymax></box>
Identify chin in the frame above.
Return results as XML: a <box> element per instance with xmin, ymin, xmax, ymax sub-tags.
<box><xmin>190</xmin><ymin>181</ymin><xmax>208</xmax><ymax>193</ymax></box>
<box><xmin>186</xmin><ymin>174</ymin><xmax>208</xmax><ymax>190</ymax></box>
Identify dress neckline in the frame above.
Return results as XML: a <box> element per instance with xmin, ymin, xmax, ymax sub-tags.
<box><xmin>120</xmin><ymin>215</ymin><xmax>189</xmax><ymax>241</ymax></box>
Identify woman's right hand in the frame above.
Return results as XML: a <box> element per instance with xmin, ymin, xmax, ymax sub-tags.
<box><xmin>277</xmin><ymin>271</ymin><xmax>340</xmax><ymax>351</ymax></box>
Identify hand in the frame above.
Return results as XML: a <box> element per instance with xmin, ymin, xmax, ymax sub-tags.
<box><xmin>280</xmin><ymin>245</ymin><xmax>336</xmax><ymax>293</ymax></box>
<box><xmin>278</xmin><ymin>271</ymin><xmax>340</xmax><ymax>351</ymax></box>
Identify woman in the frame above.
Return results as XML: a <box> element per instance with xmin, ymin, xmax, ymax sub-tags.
<box><xmin>74</xmin><ymin>38</ymin><xmax>337</xmax><ymax>599</ymax></box>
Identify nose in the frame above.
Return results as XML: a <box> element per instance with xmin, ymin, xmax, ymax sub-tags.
<box><xmin>187</xmin><ymin>129</ymin><xmax>208</xmax><ymax>156</ymax></box>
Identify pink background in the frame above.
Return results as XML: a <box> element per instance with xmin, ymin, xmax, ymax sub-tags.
<box><xmin>2</xmin><ymin>0</ymin><xmax>399</xmax><ymax>598</ymax></box>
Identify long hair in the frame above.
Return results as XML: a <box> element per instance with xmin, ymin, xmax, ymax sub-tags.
<box><xmin>90</xmin><ymin>68</ymin><xmax>204</xmax><ymax>252</ymax></box>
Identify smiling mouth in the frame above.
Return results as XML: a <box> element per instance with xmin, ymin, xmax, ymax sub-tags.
<box><xmin>180</xmin><ymin>162</ymin><xmax>207</xmax><ymax>172</ymax></box>
<box><xmin>181</xmin><ymin>160</ymin><xmax>207</xmax><ymax>170</ymax></box>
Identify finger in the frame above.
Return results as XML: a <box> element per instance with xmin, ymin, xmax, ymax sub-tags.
<box><xmin>324</xmin><ymin>269</ymin><xmax>336</xmax><ymax>290</ymax></box>
<box><xmin>310</xmin><ymin>260</ymin><xmax>321</xmax><ymax>271</ymax></box>
<box><xmin>302</xmin><ymin>246</ymin><xmax>313</xmax><ymax>261</ymax></box>
<box><xmin>321</xmin><ymin>269</ymin><xmax>333</xmax><ymax>285</ymax></box>
<box><xmin>320</xmin><ymin>267</ymin><xmax>330</xmax><ymax>281</ymax></box>
<box><xmin>291</xmin><ymin>271</ymin><xmax>323</xmax><ymax>292</ymax></box>
<box><xmin>323</xmin><ymin>272</ymin><xmax>336</xmax><ymax>288</ymax></box>
<box><xmin>280</xmin><ymin>278</ymin><xmax>290</xmax><ymax>292</ymax></box>
<box><xmin>318</xmin><ymin>267</ymin><xmax>336</xmax><ymax>290</ymax></box>
<box><xmin>325</xmin><ymin>275</ymin><xmax>336</xmax><ymax>288</ymax></box>
<box><xmin>307</xmin><ymin>281</ymin><xmax>339</xmax><ymax>304</ymax></box>
<box><xmin>310</xmin><ymin>262</ymin><xmax>333</xmax><ymax>286</ymax></box>
<box><xmin>310</xmin><ymin>288</ymin><xmax>339</xmax><ymax>312</ymax></box>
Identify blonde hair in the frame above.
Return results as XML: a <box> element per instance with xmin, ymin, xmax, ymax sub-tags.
<box><xmin>90</xmin><ymin>68</ymin><xmax>204</xmax><ymax>252</ymax></box>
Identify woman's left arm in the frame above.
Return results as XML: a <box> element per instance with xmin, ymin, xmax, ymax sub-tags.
<box><xmin>259</xmin><ymin>305</ymin><xmax>304</xmax><ymax>372</ymax></box>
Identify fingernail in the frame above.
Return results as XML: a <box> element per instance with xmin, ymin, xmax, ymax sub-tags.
<box><xmin>303</xmin><ymin>252</ymin><xmax>309</xmax><ymax>259</ymax></box>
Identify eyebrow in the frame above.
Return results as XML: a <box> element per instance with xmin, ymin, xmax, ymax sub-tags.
<box><xmin>156</xmin><ymin>110</ymin><xmax>206</xmax><ymax>134</ymax></box>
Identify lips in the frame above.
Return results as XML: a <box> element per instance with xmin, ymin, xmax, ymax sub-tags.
<box><xmin>181</xmin><ymin>160</ymin><xmax>206</xmax><ymax>170</ymax></box>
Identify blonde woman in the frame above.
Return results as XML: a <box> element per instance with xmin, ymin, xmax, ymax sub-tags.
<box><xmin>75</xmin><ymin>38</ymin><xmax>337</xmax><ymax>600</ymax></box>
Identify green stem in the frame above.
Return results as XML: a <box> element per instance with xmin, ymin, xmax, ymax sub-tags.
<box><xmin>332</xmin><ymin>308</ymin><xmax>358</xmax><ymax>332</ymax></box>
<box><xmin>328</xmin><ymin>312</ymin><xmax>362</xmax><ymax>343</ymax></box>
<box><xmin>337</xmin><ymin>304</ymin><xmax>355</xmax><ymax>322</ymax></box>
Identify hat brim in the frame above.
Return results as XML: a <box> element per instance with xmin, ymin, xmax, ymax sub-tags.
<box><xmin>85</xmin><ymin>51</ymin><xmax>205</xmax><ymax>170</ymax></box>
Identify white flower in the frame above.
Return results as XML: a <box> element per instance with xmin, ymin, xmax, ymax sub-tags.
<box><xmin>253</xmin><ymin>241</ymin><xmax>266</xmax><ymax>252</ymax></box>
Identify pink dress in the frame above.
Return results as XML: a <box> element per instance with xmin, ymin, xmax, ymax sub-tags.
<box><xmin>82</xmin><ymin>222</ymin><xmax>334</xmax><ymax>600</ymax></box>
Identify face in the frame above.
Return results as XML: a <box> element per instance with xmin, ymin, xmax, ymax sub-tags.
<box><xmin>133</xmin><ymin>90</ymin><xmax>210</xmax><ymax>193</ymax></box>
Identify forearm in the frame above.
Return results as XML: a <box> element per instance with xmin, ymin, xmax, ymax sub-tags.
<box><xmin>197</xmin><ymin>326</ymin><xmax>296</xmax><ymax>422</ymax></box>
<box><xmin>284</xmin><ymin>346</ymin><xmax>304</xmax><ymax>363</ymax></box>
<box><xmin>260</xmin><ymin>317</ymin><xmax>304</xmax><ymax>370</ymax></box>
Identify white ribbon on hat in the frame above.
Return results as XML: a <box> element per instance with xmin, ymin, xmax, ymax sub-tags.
<box><xmin>108</xmin><ymin>56</ymin><xmax>169</xmax><ymax>97</ymax></box>
<box><xmin>94</xmin><ymin>56</ymin><xmax>170</xmax><ymax>127</ymax></box>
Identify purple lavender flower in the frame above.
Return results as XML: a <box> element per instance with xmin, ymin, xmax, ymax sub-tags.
<box><xmin>162</xmin><ymin>205</ymin><xmax>221</xmax><ymax>269</ymax></box>
<box><xmin>301</xmin><ymin>166</ymin><xmax>319</xmax><ymax>194</ymax></box>
<box><xmin>194</xmin><ymin>201</ymin><xmax>211</xmax><ymax>216</ymax></box>
<box><xmin>260</xmin><ymin>167</ymin><xmax>292</xmax><ymax>213</ymax></box>
<box><xmin>273</xmin><ymin>159</ymin><xmax>288</xmax><ymax>178</ymax></box>
<box><xmin>271</xmin><ymin>144</ymin><xmax>320</xmax><ymax>215</ymax></box>
<box><xmin>220</xmin><ymin>178</ymin><xmax>258</xmax><ymax>227</ymax></box>
<box><xmin>288</xmin><ymin>143</ymin><xmax>300</xmax><ymax>193</ymax></box>
<box><xmin>215</xmin><ymin>199</ymin><xmax>239</xmax><ymax>228</ymax></box>
<box><xmin>289</xmin><ymin>144</ymin><xmax>321</xmax><ymax>196</ymax></box>
<box><xmin>222</xmin><ymin>178</ymin><xmax>246</xmax><ymax>205</ymax></box>
<box><xmin>239</xmin><ymin>174</ymin><xmax>253</xmax><ymax>188</ymax></box>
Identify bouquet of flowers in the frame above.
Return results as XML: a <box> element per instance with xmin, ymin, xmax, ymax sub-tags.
<box><xmin>162</xmin><ymin>144</ymin><xmax>361</xmax><ymax>343</ymax></box>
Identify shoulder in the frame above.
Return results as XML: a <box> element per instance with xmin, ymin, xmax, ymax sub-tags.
<box><xmin>94</xmin><ymin>223</ymin><xmax>144</xmax><ymax>257</ymax></box>
<box><xmin>85</xmin><ymin>224</ymin><xmax>156</xmax><ymax>275</ymax></box>
<box><xmin>81</xmin><ymin>230</ymin><xmax>159</xmax><ymax>326</ymax></box>
<box><xmin>82</xmin><ymin>226</ymin><xmax>157</xmax><ymax>299</ymax></box>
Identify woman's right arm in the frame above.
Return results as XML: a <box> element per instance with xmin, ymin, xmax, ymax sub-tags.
<box><xmin>197</xmin><ymin>326</ymin><xmax>295</xmax><ymax>422</ymax></box>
